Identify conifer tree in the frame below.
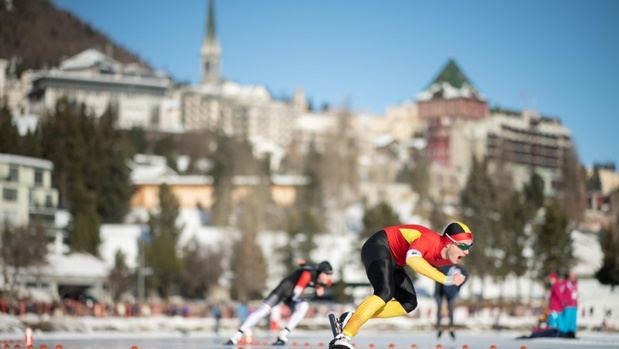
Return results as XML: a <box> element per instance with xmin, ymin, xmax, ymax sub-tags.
<box><xmin>280</xmin><ymin>142</ymin><xmax>327</xmax><ymax>267</ymax></box>
<box><xmin>595</xmin><ymin>216</ymin><xmax>619</xmax><ymax>290</ymax></box>
<box><xmin>460</xmin><ymin>157</ymin><xmax>499</xmax><ymax>282</ymax></box>
<box><xmin>532</xmin><ymin>201</ymin><xmax>573</xmax><ymax>281</ymax></box>
<box><xmin>523</xmin><ymin>171</ymin><xmax>545</xmax><ymax>215</ymax></box>
<box><xmin>108</xmin><ymin>250</ymin><xmax>132</xmax><ymax>301</ymax></box>
<box><xmin>0</xmin><ymin>101</ymin><xmax>20</xmax><ymax>154</ymax></box>
<box><xmin>70</xmin><ymin>183</ymin><xmax>101</xmax><ymax>255</ymax></box>
<box><xmin>146</xmin><ymin>183</ymin><xmax>182</xmax><ymax>297</ymax></box>
<box><xmin>230</xmin><ymin>201</ymin><xmax>267</xmax><ymax>301</ymax></box>
<box><xmin>96</xmin><ymin>104</ymin><xmax>132</xmax><ymax>222</ymax></box>
<box><xmin>210</xmin><ymin>132</ymin><xmax>235</xmax><ymax>226</ymax></box>
<box><xmin>558</xmin><ymin>147</ymin><xmax>587</xmax><ymax>223</ymax></box>
<box><xmin>498</xmin><ymin>191</ymin><xmax>529</xmax><ymax>296</ymax></box>
<box><xmin>180</xmin><ymin>237</ymin><xmax>224</xmax><ymax>299</ymax></box>
<box><xmin>360</xmin><ymin>201</ymin><xmax>400</xmax><ymax>240</ymax></box>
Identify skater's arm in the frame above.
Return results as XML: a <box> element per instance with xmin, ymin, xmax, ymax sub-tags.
<box><xmin>406</xmin><ymin>255</ymin><xmax>447</xmax><ymax>284</ymax></box>
<box><xmin>292</xmin><ymin>271</ymin><xmax>312</xmax><ymax>299</ymax></box>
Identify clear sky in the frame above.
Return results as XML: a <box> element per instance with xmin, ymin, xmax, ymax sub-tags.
<box><xmin>53</xmin><ymin>0</ymin><xmax>619</xmax><ymax>167</ymax></box>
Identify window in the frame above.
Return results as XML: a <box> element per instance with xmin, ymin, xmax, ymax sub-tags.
<box><xmin>3</xmin><ymin>188</ymin><xmax>18</xmax><ymax>201</ymax></box>
<box><xmin>8</xmin><ymin>166</ymin><xmax>18</xmax><ymax>181</ymax></box>
<box><xmin>45</xmin><ymin>195</ymin><xmax>54</xmax><ymax>208</ymax></box>
<box><xmin>35</xmin><ymin>169</ymin><xmax>44</xmax><ymax>186</ymax></box>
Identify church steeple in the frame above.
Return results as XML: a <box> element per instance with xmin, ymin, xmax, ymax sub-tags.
<box><xmin>206</xmin><ymin>0</ymin><xmax>216</xmax><ymax>42</ymax></box>
<box><xmin>201</xmin><ymin>0</ymin><xmax>221</xmax><ymax>84</ymax></box>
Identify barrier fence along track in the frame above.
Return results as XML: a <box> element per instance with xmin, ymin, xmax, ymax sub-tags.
<box><xmin>1</xmin><ymin>339</ymin><xmax>532</xmax><ymax>349</ymax></box>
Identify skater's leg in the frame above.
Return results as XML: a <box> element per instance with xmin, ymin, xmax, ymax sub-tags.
<box><xmin>436</xmin><ymin>294</ymin><xmax>444</xmax><ymax>328</ymax></box>
<box><xmin>283</xmin><ymin>301</ymin><xmax>309</xmax><ymax>332</ymax></box>
<box><xmin>447</xmin><ymin>297</ymin><xmax>456</xmax><ymax>338</ymax></box>
<box><xmin>239</xmin><ymin>303</ymin><xmax>272</xmax><ymax>332</ymax></box>
<box><xmin>371</xmin><ymin>300</ymin><xmax>407</xmax><ymax>318</ymax></box>
<box><xmin>226</xmin><ymin>302</ymin><xmax>273</xmax><ymax>344</ymax></box>
<box><xmin>373</xmin><ymin>269</ymin><xmax>418</xmax><ymax>318</ymax></box>
<box><xmin>342</xmin><ymin>258</ymin><xmax>395</xmax><ymax>337</ymax></box>
<box><xmin>447</xmin><ymin>297</ymin><xmax>455</xmax><ymax>328</ymax></box>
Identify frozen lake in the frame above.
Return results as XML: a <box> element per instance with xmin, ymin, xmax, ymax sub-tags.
<box><xmin>2</xmin><ymin>331</ymin><xmax>618</xmax><ymax>349</ymax></box>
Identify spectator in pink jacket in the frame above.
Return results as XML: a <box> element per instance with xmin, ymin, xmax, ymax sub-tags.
<box><xmin>562</xmin><ymin>271</ymin><xmax>578</xmax><ymax>338</ymax></box>
<box><xmin>547</xmin><ymin>271</ymin><xmax>565</xmax><ymax>334</ymax></box>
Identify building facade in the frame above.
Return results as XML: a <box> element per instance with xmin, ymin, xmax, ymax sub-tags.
<box><xmin>0</xmin><ymin>153</ymin><xmax>58</xmax><ymax>228</ymax></box>
<box><xmin>416</xmin><ymin>59</ymin><xmax>489</xmax><ymax>169</ymax></box>
<box><xmin>27</xmin><ymin>49</ymin><xmax>175</xmax><ymax>130</ymax></box>
<box><xmin>485</xmin><ymin>108</ymin><xmax>573</xmax><ymax>194</ymax></box>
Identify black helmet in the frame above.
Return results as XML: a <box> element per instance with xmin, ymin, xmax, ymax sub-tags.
<box><xmin>317</xmin><ymin>261</ymin><xmax>333</xmax><ymax>275</ymax></box>
<box><xmin>442</xmin><ymin>221</ymin><xmax>474</xmax><ymax>240</ymax></box>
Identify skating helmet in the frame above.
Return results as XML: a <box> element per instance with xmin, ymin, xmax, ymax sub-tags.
<box><xmin>441</xmin><ymin>221</ymin><xmax>474</xmax><ymax>242</ymax></box>
<box><xmin>317</xmin><ymin>261</ymin><xmax>333</xmax><ymax>275</ymax></box>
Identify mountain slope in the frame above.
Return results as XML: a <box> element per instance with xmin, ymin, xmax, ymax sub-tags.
<box><xmin>0</xmin><ymin>0</ymin><xmax>149</xmax><ymax>74</ymax></box>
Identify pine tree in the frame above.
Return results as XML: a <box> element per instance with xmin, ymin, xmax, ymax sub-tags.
<box><xmin>230</xmin><ymin>202</ymin><xmax>267</xmax><ymax>301</ymax></box>
<box><xmin>360</xmin><ymin>201</ymin><xmax>400</xmax><ymax>240</ymax></box>
<box><xmin>19</xmin><ymin>128</ymin><xmax>43</xmax><ymax>158</ymax></box>
<box><xmin>108</xmin><ymin>250</ymin><xmax>132</xmax><ymax>301</ymax></box>
<box><xmin>0</xmin><ymin>101</ymin><xmax>20</xmax><ymax>154</ymax></box>
<box><xmin>532</xmin><ymin>201</ymin><xmax>573</xmax><ymax>281</ymax></box>
<box><xmin>280</xmin><ymin>142</ymin><xmax>327</xmax><ymax>265</ymax></box>
<box><xmin>410</xmin><ymin>150</ymin><xmax>431</xmax><ymax>207</ymax></box>
<box><xmin>96</xmin><ymin>104</ymin><xmax>132</xmax><ymax>223</ymax></box>
<box><xmin>498</xmin><ymin>191</ymin><xmax>529</xmax><ymax>297</ymax></box>
<box><xmin>523</xmin><ymin>171</ymin><xmax>545</xmax><ymax>215</ymax></box>
<box><xmin>595</xmin><ymin>217</ymin><xmax>619</xmax><ymax>290</ymax></box>
<box><xmin>558</xmin><ymin>147</ymin><xmax>587</xmax><ymax>223</ymax></box>
<box><xmin>429</xmin><ymin>199</ymin><xmax>448</xmax><ymax>232</ymax></box>
<box><xmin>146</xmin><ymin>183</ymin><xmax>183</xmax><ymax>297</ymax></box>
<box><xmin>69</xmin><ymin>183</ymin><xmax>101</xmax><ymax>255</ymax></box>
<box><xmin>320</xmin><ymin>109</ymin><xmax>360</xmax><ymax>212</ymax></box>
<box><xmin>180</xmin><ymin>237</ymin><xmax>224</xmax><ymax>299</ymax></box>
<box><xmin>460</xmin><ymin>157</ymin><xmax>499</xmax><ymax>281</ymax></box>
<box><xmin>210</xmin><ymin>132</ymin><xmax>235</xmax><ymax>226</ymax></box>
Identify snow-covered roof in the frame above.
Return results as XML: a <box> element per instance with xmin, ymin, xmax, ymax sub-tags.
<box><xmin>130</xmin><ymin>154</ymin><xmax>179</xmax><ymax>183</ymax></box>
<box><xmin>45</xmin><ymin>253</ymin><xmax>108</xmax><ymax>281</ymax></box>
<box><xmin>99</xmin><ymin>224</ymin><xmax>142</xmax><ymax>269</ymax></box>
<box><xmin>60</xmin><ymin>48</ymin><xmax>121</xmax><ymax>72</ymax></box>
<box><xmin>11</xmin><ymin>114</ymin><xmax>39</xmax><ymax>136</ymax></box>
<box><xmin>416</xmin><ymin>81</ymin><xmax>485</xmax><ymax>102</ymax></box>
<box><xmin>0</xmin><ymin>153</ymin><xmax>53</xmax><ymax>170</ymax></box>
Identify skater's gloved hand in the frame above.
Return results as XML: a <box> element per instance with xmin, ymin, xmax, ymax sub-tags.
<box><xmin>445</xmin><ymin>272</ymin><xmax>466</xmax><ymax>286</ymax></box>
<box><xmin>292</xmin><ymin>286</ymin><xmax>304</xmax><ymax>301</ymax></box>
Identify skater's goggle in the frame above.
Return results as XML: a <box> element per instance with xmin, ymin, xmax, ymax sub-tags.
<box><xmin>445</xmin><ymin>234</ymin><xmax>473</xmax><ymax>251</ymax></box>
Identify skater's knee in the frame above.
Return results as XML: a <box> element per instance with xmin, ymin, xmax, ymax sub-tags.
<box><xmin>373</xmin><ymin>288</ymin><xmax>394</xmax><ymax>303</ymax></box>
<box><xmin>294</xmin><ymin>301</ymin><xmax>309</xmax><ymax>313</ymax></box>
<box><xmin>400</xmin><ymin>298</ymin><xmax>418</xmax><ymax>313</ymax></box>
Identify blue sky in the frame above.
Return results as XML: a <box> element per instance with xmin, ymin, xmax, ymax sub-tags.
<box><xmin>53</xmin><ymin>0</ymin><xmax>619</xmax><ymax>167</ymax></box>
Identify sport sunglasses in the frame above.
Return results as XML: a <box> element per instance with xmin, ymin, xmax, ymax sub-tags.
<box><xmin>445</xmin><ymin>234</ymin><xmax>473</xmax><ymax>251</ymax></box>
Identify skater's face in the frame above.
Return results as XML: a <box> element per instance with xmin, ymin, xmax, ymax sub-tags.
<box><xmin>318</xmin><ymin>272</ymin><xmax>333</xmax><ymax>285</ymax></box>
<box><xmin>446</xmin><ymin>238</ymin><xmax>472</xmax><ymax>263</ymax></box>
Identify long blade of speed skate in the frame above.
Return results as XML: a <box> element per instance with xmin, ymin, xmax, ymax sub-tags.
<box><xmin>328</xmin><ymin>313</ymin><xmax>340</xmax><ymax>337</ymax></box>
